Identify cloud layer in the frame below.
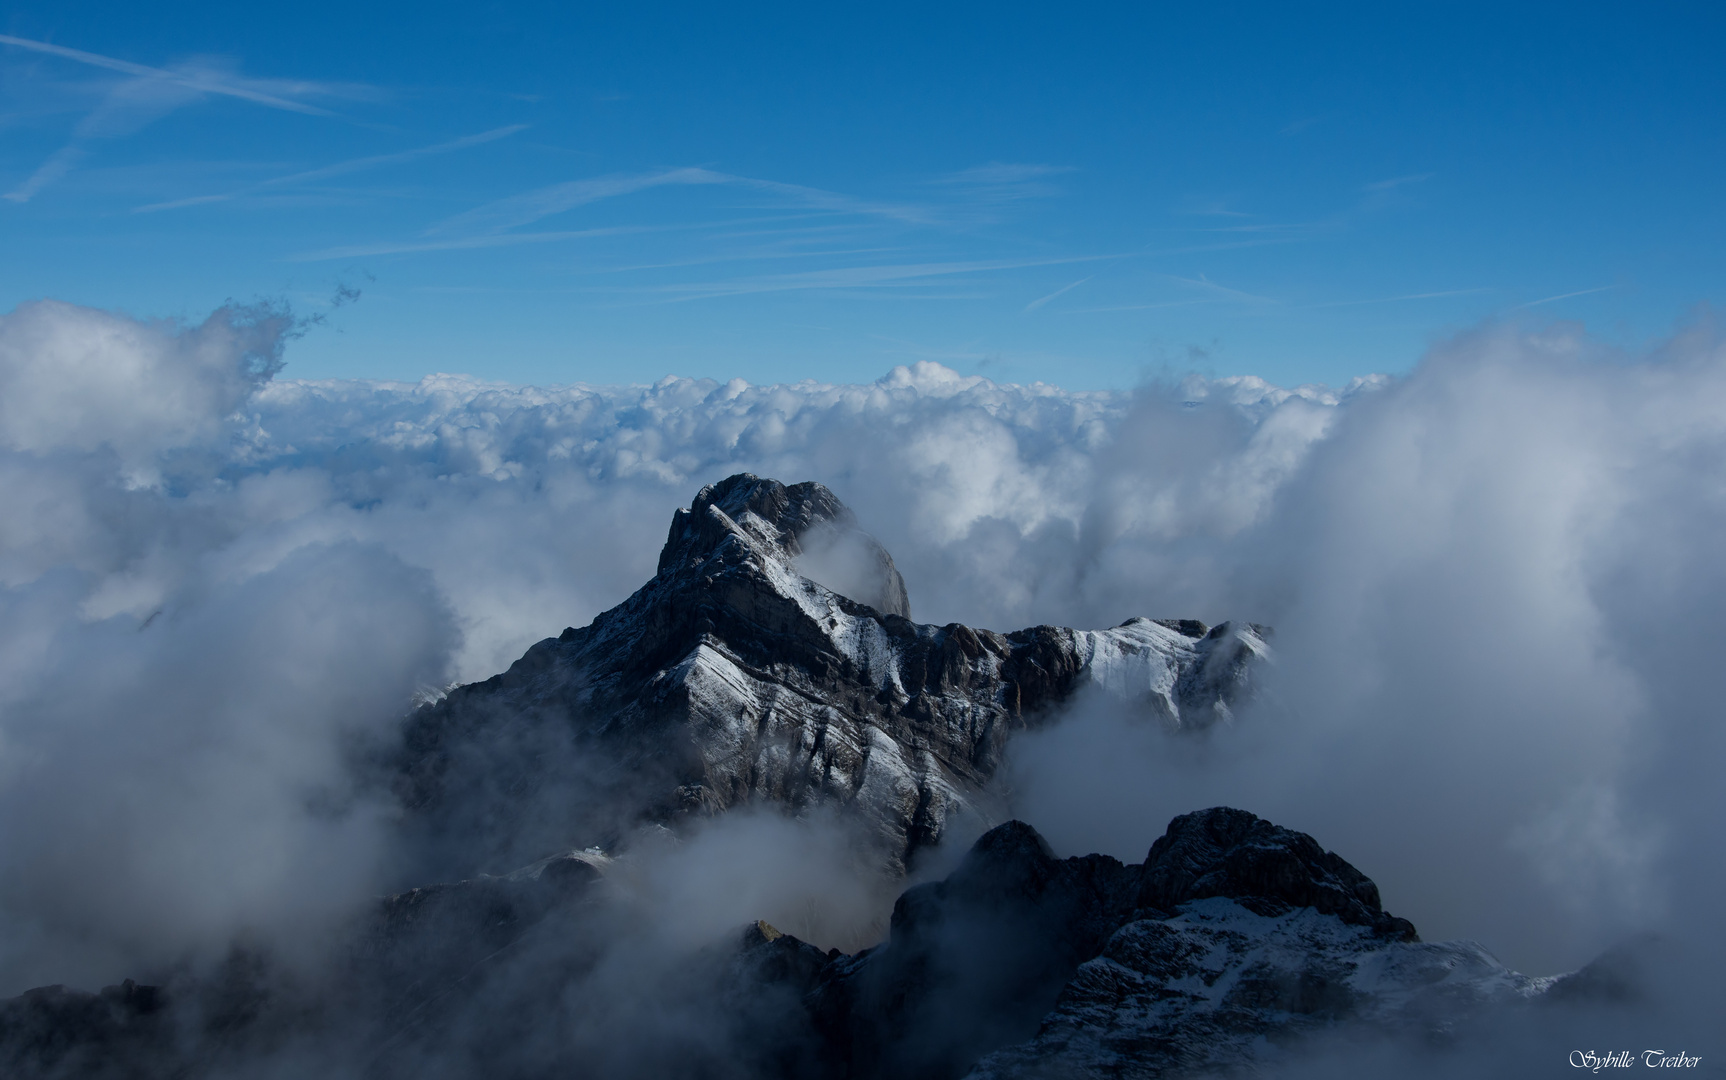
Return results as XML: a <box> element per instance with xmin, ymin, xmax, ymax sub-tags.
<box><xmin>0</xmin><ymin>297</ymin><xmax>1720</xmax><ymax>1012</ymax></box>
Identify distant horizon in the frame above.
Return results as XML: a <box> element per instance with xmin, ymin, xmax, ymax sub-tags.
<box><xmin>257</xmin><ymin>349</ymin><xmax>1396</xmax><ymax>394</ymax></box>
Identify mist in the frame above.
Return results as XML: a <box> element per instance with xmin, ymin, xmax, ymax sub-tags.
<box><xmin>0</xmin><ymin>297</ymin><xmax>1720</xmax><ymax>1069</ymax></box>
<box><xmin>1008</xmin><ymin>318</ymin><xmax>1726</xmax><ymax>981</ymax></box>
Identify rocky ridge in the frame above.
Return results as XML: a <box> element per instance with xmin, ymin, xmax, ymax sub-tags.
<box><xmin>397</xmin><ymin>473</ymin><xmax>1269</xmax><ymax>875</ymax></box>
<box><xmin>743</xmin><ymin>807</ymin><xmax>1558</xmax><ymax>1080</ymax></box>
<box><xmin>0</xmin><ymin>813</ymin><xmax>1620</xmax><ymax>1080</ymax></box>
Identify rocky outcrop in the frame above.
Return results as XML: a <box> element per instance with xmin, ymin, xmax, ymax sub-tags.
<box><xmin>737</xmin><ymin>807</ymin><xmax>1551</xmax><ymax>1080</ymax></box>
<box><xmin>0</xmin><ymin>981</ymin><xmax>173</xmax><ymax>1080</ymax></box>
<box><xmin>0</xmin><ymin>808</ymin><xmax>1594</xmax><ymax>1080</ymax></box>
<box><xmin>1133</xmin><ymin>807</ymin><xmax>1415</xmax><ymax>939</ymax></box>
<box><xmin>396</xmin><ymin>474</ymin><xmax>1269</xmax><ymax>877</ymax></box>
<box><xmin>353</xmin><ymin>847</ymin><xmax>613</xmax><ymax>1037</ymax></box>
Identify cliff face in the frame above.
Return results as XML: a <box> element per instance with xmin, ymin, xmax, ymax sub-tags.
<box><xmin>396</xmin><ymin>473</ymin><xmax>1268</xmax><ymax>875</ymax></box>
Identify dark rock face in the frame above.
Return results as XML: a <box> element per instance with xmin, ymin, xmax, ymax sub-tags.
<box><xmin>351</xmin><ymin>848</ymin><xmax>612</xmax><ymax>1038</ymax></box>
<box><xmin>0</xmin><ymin>981</ymin><xmax>172</xmax><ymax>1080</ymax></box>
<box><xmin>396</xmin><ymin>474</ymin><xmax>1268</xmax><ymax>877</ymax></box>
<box><xmin>1135</xmin><ymin>808</ymin><xmax>1417</xmax><ymax>940</ymax></box>
<box><xmin>773</xmin><ymin>807</ymin><xmax>1442</xmax><ymax>1076</ymax></box>
<box><xmin>806</xmin><ymin>821</ymin><xmax>1142</xmax><ymax>1080</ymax></box>
<box><xmin>0</xmin><ymin>952</ymin><xmax>290</xmax><ymax>1080</ymax></box>
<box><xmin>0</xmin><ymin>808</ymin><xmax>1579</xmax><ymax>1080</ymax></box>
<box><xmin>744</xmin><ymin>808</ymin><xmax>1550</xmax><ymax>1080</ymax></box>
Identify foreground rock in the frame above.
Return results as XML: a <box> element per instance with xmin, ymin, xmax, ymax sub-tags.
<box><xmin>746</xmin><ymin>808</ymin><xmax>1559</xmax><ymax>1080</ymax></box>
<box><xmin>397</xmin><ymin>473</ymin><xmax>1268</xmax><ymax>877</ymax></box>
<box><xmin>0</xmin><ymin>981</ymin><xmax>172</xmax><ymax>1080</ymax></box>
<box><xmin>3</xmin><ymin>808</ymin><xmax>1648</xmax><ymax>1080</ymax></box>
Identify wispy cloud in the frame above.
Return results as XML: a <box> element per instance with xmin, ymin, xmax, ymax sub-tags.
<box><xmin>428</xmin><ymin>168</ymin><xmax>727</xmax><ymax>235</ymax></box>
<box><xmin>1181</xmin><ymin>202</ymin><xmax>1252</xmax><ymax>218</ymax></box>
<box><xmin>933</xmin><ymin>162</ymin><xmax>1073</xmax><ymax>188</ymax></box>
<box><xmin>1</xmin><ymin>34</ymin><xmax>362</xmax><ymax>203</ymax></box>
<box><xmin>1513</xmin><ymin>284</ymin><xmax>1621</xmax><ymax>309</ymax></box>
<box><xmin>288</xmin><ymin>223</ymin><xmax>685</xmax><ymax>262</ymax></box>
<box><xmin>929</xmin><ymin>162</ymin><xmax>1073</xmax><ymax>215</ymax></box>
<box><xmin>608</xmin><ymin>255</ymin><xmax>1116</xmax><ymax>303</ymax></box>
<box><xmin>594</xmin><ymin>244</ymin><xmax>903</xmax><ymax>275</ymax></box>
<box><xmin>1362</xmin><ymin>172</ymin><xmax>1433</xmax><ymax>193</ymax></box>
<box><xmin>1199</xmin><ymin>221</ymin><xmax>1326</xmax><ymax>235</ymax></box>
<box><xmin>1310</xmin><ymin>288</ymin><xmax>1488</xmax><ymax>309</ymax></box>
<box><xmin>740</xmin><ymin>174</ymin><xmax>937</xmax><ymax>224</ymax></box>
<box><xmin>5</xmin><ymin>145</ymin><xmax>87</xmax><ymax>203</ymax></box>
<box><xmin>0</xmin><ymin>34</ymin><xmax>346</xmax><ymax>116</ymax></box>
<box><xmin>1062</xmin><ymin>298</ymin><xmax>1214</xmax><ymax>314</ymax></box>
<box><xmin>1162</xmin><ymin>273</ymin><xmax>1276</xmax><ymax>304</ymax></box>
<box><xmin>6</xmin><ymin>72</ymin><xmax>204</xmax><ymax>202</ymax></box>
<box><xmin>294</xmin><ymin>211</ymin><xmax>905</xmax><ymax>262</ymax></box>
<box><xmin>135</xmin><ymin>125</ymin><xmax>528</xmax><ymax>212</ymax></box>
<box><xmin>1024</xmin><ymin>277</ymin><xmax>1091</xmax><ymax>312</ymax></box>
<box><xmin>428</xmin><ymin>168</ymin><xmax>936</xmax><ymax>237</ymax></box>
<box><xmin>1058</xmin><ymin>273</ymin><xmax>1275</xmax><ymax>314</ymax></box>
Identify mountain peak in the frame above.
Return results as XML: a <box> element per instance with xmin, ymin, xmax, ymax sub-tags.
<box><xmin>400</xmin><ymin>474</ymin><xmax>1269</xmax><ymax>878</ymax></box>
<box><xmin>658</xmin><ymin>473</ymin><xmax>911</xmax><ymax>619</ymax></box>
<box><xmin>1139</xmin><ymin>807</ymin><xmax>1417</xmax><ymax>940</ymax></box>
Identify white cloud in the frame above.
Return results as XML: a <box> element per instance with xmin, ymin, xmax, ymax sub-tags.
<box><xmin>135</xmin><ymin>123</ymin><xmax>529</xmax><ymax>213</ymax></box>
<box><xmin>0</xmin><ymin>297</ymin><xmax>1721</xmax><ymax>1015</ymax></box>
<box><xmin>0</xmin><ymin>34</ymin><xmax>344</xmax><ymax>116</ymax></box>
<box><xmin>0</xmin><ymin>35</ymin><xmax>364</xmax><ymax>201</ymax></box>
<box><xmin>0</xmin><ymin>300</ymin><xmax>288</xmax><ymax>479</ymax></box>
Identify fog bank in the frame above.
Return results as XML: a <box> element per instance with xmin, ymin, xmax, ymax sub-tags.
<box><xmin>0</xmin><ymin>297</ymin><xmax>1720</xmax><ymax>1003</ymax></box>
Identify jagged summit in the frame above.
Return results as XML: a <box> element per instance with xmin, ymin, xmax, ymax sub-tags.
<box><xmin>398</xmin><ymin>474</ymin><xmax>1270</xmax><ymax>877</ymax></box>
<box><xmin>657</xmin><ymin>474</ymin><xmax>911</xmax><ymax>618</ymax></box>
<box><xmin>1137</xmin><ymin>807</ymin><xmax>1416</xmax><ymax>939</ymax></box>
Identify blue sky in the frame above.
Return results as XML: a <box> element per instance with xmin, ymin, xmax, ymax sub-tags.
<box><xmin>2</xmin><ymin>2</ymin><xmax>1721</xmax><ymax>389</ymax></box>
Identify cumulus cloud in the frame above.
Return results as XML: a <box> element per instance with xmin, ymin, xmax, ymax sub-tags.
<box><xmin>0</xmin><ymin>543</ymin><xmax>452</xmax><ymax>993</ymax></box>
<box><xmin>0</xmin><ymin>299</ymin><xmax>289</xmax><ymax>479</ymax></box>
<box><xmin>0</xmin><ymin>293</ymin><xmax>1720</xmax><ymax>1060</ymax></box>
<box><xmin>1007</xmin><ymin>318</ymin><xmax>1726</xmax><ymax>978</ymax></box>
<box><xmin>0</xmin><ymin>301</ymin><xmax>446</xmax><ymax>995</ymax></box>
<box><xmin>229</xmin><ymin>362</ymin><xmax>1357</xmax><ymax>680</ymax></box>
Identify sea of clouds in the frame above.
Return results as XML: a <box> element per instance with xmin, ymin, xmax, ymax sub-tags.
<box><xmin>0</xmin><ymin>295</ymin><xmax>1720</xmax><ymax>1050</ymax></box>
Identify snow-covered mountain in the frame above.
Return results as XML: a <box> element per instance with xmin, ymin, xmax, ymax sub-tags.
<box><xmin>0</xmin><ymin>474</ymin><xmax>1641</xmax><ymax>1080</ymax></box>
<box><xmin>396</xmin><ymin>473</ymin><xmax>1268</xmax><ymax>876</ymax></box>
